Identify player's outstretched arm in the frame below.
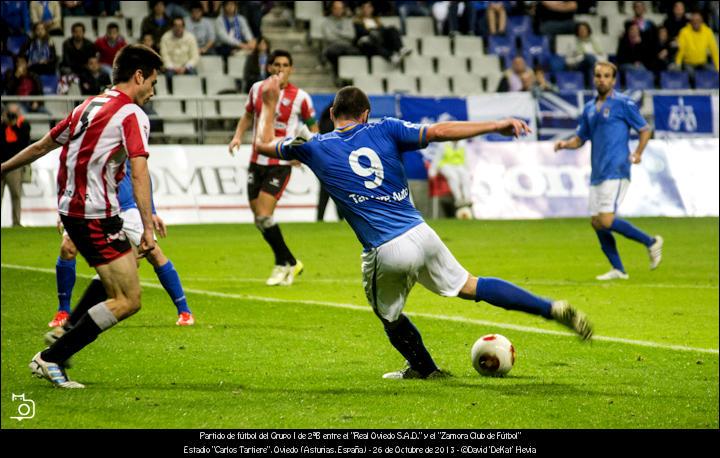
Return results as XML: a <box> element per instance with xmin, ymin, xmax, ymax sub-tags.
<box><xmin>130</xmin><ymin>156</ymin><xmax>156</xmax><ymax>257</ymax></box>
<box><xmin>253</xmin><ymin>75</ymin><xmax>283</xmax><ymax>157</ymax></box>
<box><xmin>553</xmin><ymin>135</ymin><xmax>584</xmax><ymax>151</ymax></box>
<box><xmin>0</xmin><ymin>132</ymin><xmax>59</xmax><ymax>176</ymax></box>
<box><xmin>426</xmin><ymin>118</ymin><xmax>531</xmax><ymax>143</ymax></box>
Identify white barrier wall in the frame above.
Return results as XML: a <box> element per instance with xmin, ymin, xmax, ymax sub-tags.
<box><xmin>2</xmin><ymin>139</ymin><xmax>718</xmax><ymax>227</ymax></box>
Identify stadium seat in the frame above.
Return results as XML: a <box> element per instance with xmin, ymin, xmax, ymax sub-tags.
<box><xmin>469</xmin><ymin>55</ymin><xmax>502</xmax><ymax>75</ymax></box>
<box><xmin>522</xmin><ymin>34</ymin><xmax>551</xmax><ymax>66</ymax></box>
<box><xmin>386</xmin><ymin>74</ymin><xmax>417</xmax><ymax>93</ymax></box>
<box><xmin>172</xmin><ymin>75</ymin><xmax>203</xmax><ymax>95</ymax></box>
<box><xmin>403</xmin><ymin>55</ymin><xmax>434</xmax><ymax>76</ymax></box>
<box><xmin>44</xmin><ymin>100</ymin><xmax>70</xmax><ymax>118</ymax></box>
<box><xmin>127</xmin><ymin>17</ymin><xmax>143</xmax><ymax>40</ymax></box>
<box><xmin>624</xmin><ymin>69</ymin><xmax>654</xmax><ymax>90</ymax></box>
<box><xmin>120</xmin><ymin>0</ymin><xmax>149</xmax><ymax>18</ymax></box>
<box><xmin>219</xmin><ymin>99</ymin><xmax>246</xmax><ymax>117</ymax></box>
<box><xmin>453</xmin><ymin>36</ymin><xmax>483</xmax><ymax>57</ymax></box>
<box><xmin>555</xmin><ymin>71</ymin><xmax>585</xmax><ymax>91</ymax></box>
<box><xmin>198</xmin><ymin>55</ymin><xmax>224</xmax><ymax>76</ymax></box>
<box><xmin>309</xmin><ymin>17</ymin><xmax>323</xmax><ymax>41</ymax></box>
<box><xmin>554</xmin><ymin>34</ymin><xmax>576</xmax><ymax>57</ymax></box>
<box><xmin>205</xmin><ymin>75</ymin><xmax>238</xmax><ymax>94</ymax></box>
<box><xmin>507</xmin><ymin>15</ymin><xmax>532</xmax><ymax>40</ymax></box>
<box><xmin>338</xmin><ymin>55</ymin><xmax>368</xmax><ymax>80</ymax></box>
<box><xmin>405</xmin><ymin>17</ymin><xmax>434</xmax><ymax>37</ymax></box>
<box><xmin>63</xmin><ymin>16</ymin><xmax>96</xmax><ymax>40</ymax></box>
<box><xmin>29</xmin><ymin>121</ymin><xmax>51</xmax><ymax>141</ymax></box>
<box><xmin>595</xmin><ymin>34</ymin><xmax>619</xmax><ymax>58</ymax></box>
<box><xmin>294</xmin><ymin>1</ymin><xmax>323</xmax><ymax>21</ymax></box>
<box><xmin>7</xmin><ymin>35</ymin><xmax>28</xmax><ymax>56</ymax></box>
<box><xmin>154</xmin><ymin>75</ymin><xmax>169</xmax><ymax>95</ymax></box>
<box><xmin>419</xmin><ymin>75</ymin><xmax>451</xmax><ymax>96</ymax></box>
<box><xmin>436</xmin><ymin>56</ymin><xmax>468</xmax><ymax>76</ymax></box>
<box><xmin>1</xmin><ymin>55</ymin><xmax>14</xmax><ymax>75</ymax></box>
<box><xmin>694</xmin><ymin>70</ymin><xmax>720</xmax><ymax>89</ymax></box>
<box><xmin>351</xmin><ymin>75</ymin><xmax>385</xmax><ymax>94</ymax></box>
<box><xmin>452</xmin><ymin>74</ymin><xmax>484</xmax><ymax>95</ymax></box>
<box><xmin>660</xmin><ymin>71</ymin><xmax>690</xmax><ymax>90</ymax></box>
<box><xmin>402</xmin><ymin>36</ymin><xmax>421</xmax><ymax>56</ymax></box>
<box><xmin>184</xmin><ymin>100</ymin><xmax>218</xmax><ymax>117</ymax></box>
<box><xmin>596</xmin><ymin>2</ymin><xmax>618</xmax><ymax>16</ymax></box>
<box><xmin>163</xmin><ymin>121</ymin><xmax>196</xmax><ymax>136</ymax></box>
<box><xmin>97</xmin><ymin>16</ymin><xmax>128</xmax><ymax>39</ymax></box>
<box><xmin>51</xmin><ymin>36</ymin><xmax>65</xmax><ymax>58</ymax></box>
<box><xmin>40</xmin><ymin>75</ymin><xmax>59</xmax><ymax>95</ymax></box>
<box><xmin>227</xmin><ymin>54</ymin><xmax>248</xmax><ymax>77</ymax></box>
<box><xmin>370</xmin><ymin>55</ymin><xmax>396</xmax><ymax>75</ymax></box>
<box><xmin>487</xmin><ymin>35</ymin><xmax>514</xmax><ymax>65</ymax></box>
<box><xmin>382</xmin><ymin>16</ymin><xmax>402</xmax><ymax>31</ymax></box>
<box><xmin>420</xmin><ymin>36</ymin><xmax>451</xmax><ymax>57</ymax></box>
<box><xmin>153</xmin><ymin>100</ymin><xmax>183</xmax><ymax>117</ymax></box>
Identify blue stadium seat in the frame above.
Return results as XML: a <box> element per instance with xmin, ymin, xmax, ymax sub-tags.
<box><xmin>7</xmin><ymin>35</ymin><xmax>28</xmax><ymax>56</ymax></box>
<box><xmin>507</xmin><ymin>15</ymin><xmax>532</xmax><ymax>39</ymax></box>
<box><xmin>522</xmin><ymin>34</ymin><xmax>551</xmax><ymax>66</ymax></box>
<box><xmin>660</xmin><ymin>71</ymin><xmax>690</xmax><ymax>89</ymax></box>
<box><xmin>555</xmin><ymin>71</ymin><xmax>585</xmax><ymax>91</ymax></box>
<box><xmin>487</xmin><ymin>35</ymin><xmax>514</xmax><ymax>65</ymax></box>
<box><xmin>694</xmin><ymin>70</ymin><xmax>719</xmax><ymax>89</ymax></box>
<box><xmin>40</xmin><ymin>74</ymin><xmax>59</xmax><ymax>95</ymax></box>
<box><xmin>1</xmin><ymin>55</ymin><xmax>14</xmax><ymax>75</ymax></box>
<box><xmin>624</xmin><ymin>69</ymin><xmax>654</xmax><ymax>90</ymax></box>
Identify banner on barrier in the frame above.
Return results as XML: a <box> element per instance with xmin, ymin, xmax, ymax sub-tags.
<box><xmin>653</xmin><ymin>94</ymin><xmax>719</xmax><ymax>137</ymax></box>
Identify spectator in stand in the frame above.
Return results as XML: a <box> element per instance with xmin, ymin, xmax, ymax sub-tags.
<box><xmin>530</xmin><ymin>65</ymin><xmax>558</xmax><ymax>98</ymax></box>
<box><xmin>486</xmin><ymin>1</ymin><xmax>508</xmax><ymax>36</ymax></box>
<box><xmin>653</xmin><ymin>26</ymin><xmax>676</xmax><ymax>73</ymax></box>
<box><xmin>95</xmin><ymin>22</ymin><xmax>127</xmax><ymax>76</ymax></box>
<box><xmin>354</xmin><ymin>1</ymin><xmax>411</xmax><ymax>66</ymax></box>
<box><xmin>30</xmin><ymin>1</ymin><xmax>63</xmax><ymax>35</ymax></box>
<box><xmin>431</xmin><ymin>1</ymin><xmax>465</xmax><ymax>36</ymax></box>
<box><xmin>215</xmin><ymin>0</ymin><xmax>256</xmax><ymax>56</ymax></box>
<box><xmin>497</xmin><ymin>55</ymin><xmax>534</xmax><ymax>92</ymax></box>
<box><xmin>3</xmin><ymin>56</ymin><xmax>46</xmax><ymax>112</ymax></box>
<box><xmin>674</xmin><ymin>10</ymin><xmax>719</xmax><ymax>74</ymax></box>
<box><xmin>187</xmin><ymin>2</ymin><xmax>217</xmax><ymax>55</ymax></box>
<box><xmin>141</xmin><ymin>32</ymin><xmax>160</xmax><ymax>53</ymax></box>
<box><xmin>60</xmin><ymin>22</ymin><xmax>97</xmax><ymax>76</ymax></box>
<box><xmin>1</xmin><ymin>1</ymin><xmax>31</xmax><ymax>36</ymax></box>
<box><xmin>617</xmin><ymin>23</ymin><xmax>655</xmax><ymax>73</ymax></box>
<box><xmin>625</xmin><ymin>1</ymin><xmax>657</xmax><ymax>48</ymax></box>
<box><xmin>165</xmin><ymin>0</ymin><xmax>191</xmax><ymax>19</ymax></box>
<box><xmin>200</xmin><ymin>0</ymin><xmax>222</xmax><ymax>17</ymax></box>
<box><xmin>535</xmin><ymin>1</ymin><xmax>577</xmax><ymax>36</ymax></box>
<box><xmin>61</xmin><ymin>1</ymin><xmax>86</xmax><ymax>16</ymax></box>
<box><xmin>395</xmin><ymin>1</ymin><xmax>432</xmax><ymax>35</ymax></box>
<box><xmin>1</xmin><ymin>103</ymin><xmax>30</xmax><ymax>227</ymax></box>
<box><xmin>664</xmin><ymin>1</ymin><xmax>688</xmax><ymax>41</ymax></box>
<box><xmin>563</xmin><ymin>21</ymin><xmax>607</xmax><ymax>85</ymax></box>
<box><xmin>84</xmin><ymin>0</ymin><xmax>121</xmax><ymax>17</ymax></box>
<box><xmin>237</xmin><ymin>1</ymin><xmax>266</xmax><ymax>40</ymax></box>
<box><xmin>21</xmin><ymin>22</ymin><xmax>58</xmax><ymax>76</ymax></box>
<box><xmin>243</xmin><ymin>35</ymin><xmax>270</xmax><ymax>92</ymax></box>
<box><xmin>322</xmin><ymin>1</ymin><xmax>360</xmax><ymax>81</ymax></box>
<box><xmin>78</xmin><ymin>55</ymin><xmax>111</xmax><ymax>94</ymax></box>
<box><xmin>161</xmin><ymin>16</ymin><xmax>200</xmax><ymax>76</ymax></box>
<box><xmin>142</xmin><ymin>1</ymin><xmax>173</xmax><ymax>45</ymax></box>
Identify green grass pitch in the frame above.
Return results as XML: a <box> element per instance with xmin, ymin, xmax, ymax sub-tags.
<box><xmin>1</xmin><ymin>217</ymin><xmax>717</xmax><ymax>428</ymax></box>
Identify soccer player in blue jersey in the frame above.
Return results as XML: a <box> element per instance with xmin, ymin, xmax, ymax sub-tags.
<box><xmin>555</xmin><ymin>62</ymin><xmax>663</xmax><ymax>281</ymax></box>
<box><xmin>254</xmin><ymin>76</ymin><xmax>593</xmax><ymax>379</ymax></box>
<box><xmin>49</xmin><ymin>158</ymin><xmax>195</xmax><ymax>334</ymax></box>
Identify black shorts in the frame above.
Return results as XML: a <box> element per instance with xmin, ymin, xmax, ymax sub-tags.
<box><xmin>247</xmin><ymin>163</ymin><xmax>292</xmax><ymax>201</ymax></box>
<box><xmin>60</xmin><ymin>214</ymin><xmax>132</xmax><ymax>267</ymax></box>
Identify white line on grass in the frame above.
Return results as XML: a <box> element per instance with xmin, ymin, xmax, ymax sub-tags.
<box><xmin>3</xmin><ymin>263</ymin><xmax>718</xmax><ymax>355</ymax></box>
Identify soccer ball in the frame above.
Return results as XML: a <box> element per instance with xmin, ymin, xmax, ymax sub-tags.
<box><xmin>455</xmin><ymin>206</ymin><xmax>473</xmax><ymax>220</ymax></box>
<box><xmin>471</xmin><ymin>334</ymin><xmax>515</xmax><ymax>377</ymax></box>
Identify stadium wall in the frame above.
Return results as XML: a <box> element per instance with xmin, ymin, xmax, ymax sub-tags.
<box><xmin>2</xmin><ymin>139</ymin><xmax>717</xmax><ymax>227</ymax></box>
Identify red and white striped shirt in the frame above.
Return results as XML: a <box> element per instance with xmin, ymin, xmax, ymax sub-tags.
<box><xmin>246</xmin><ymin>81</ymin><xmax>315</xmax><ymax>166</ymax></box>
<box><xmin>50</xmin><ymin>89</ymin><xmax>150</xmax><ymax>219</ymax></box>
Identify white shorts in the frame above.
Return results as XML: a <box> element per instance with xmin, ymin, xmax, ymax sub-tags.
<box><xmin>119</xmin><ymin>208</ymin><xmax>156</xmax><ymax>246</ymax></box>
<box><xmin>361</xmin><ymin>222</ymin><xmax>469</xmax><ymax>323</ymax></box>
<box><xmin>589</xmin><ymin>179</ymin><xmax>630</xmax><ymax>215</ymax></box>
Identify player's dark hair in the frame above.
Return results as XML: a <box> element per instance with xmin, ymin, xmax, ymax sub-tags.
<box><xmin>594</xmin><ymin>61</ymin><xmax>617</xmax><ymax>78</ymax></box>
<box><xmin>331</xmin><ymin>86</ymin><xmax>371</xmax><ymax>120</ymax></box>
<box><xmin>268</xmin><ymin>49</ymin><xmax>292</xmax><ymax>66</ymax></box>
<box><xmin>112</xmin><ymin>44</ymin><xmax>164</xmax><ymax>85</ymax></box>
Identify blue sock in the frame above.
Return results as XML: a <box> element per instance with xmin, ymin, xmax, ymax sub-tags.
<box><xmin>610</xmin><ymin>218</ymin><xmax>654</xmax><ymax>247</ymax></box>
<box><xmin>596</xmin><ymin>229</ymin><xmax>625</xmax><ymax>272</ymax></box>
<box><xmin>475</xmin><ymin>277</ymin><xmax>552</xmax><ymax>319</ymax></box>
<box><xmin>384</xmin><ymin>314</ymin><xmax>438</xmax><ymax>377</ymax></box>
<box><xmin>55</xmin><ymin>257</ymin><xmax>76</xmax><ymax>313</ymax></box>
<box><xmin>154</xmin><ymin>260</ymin><xmax>191</xmax><ymax>314</ymax></box>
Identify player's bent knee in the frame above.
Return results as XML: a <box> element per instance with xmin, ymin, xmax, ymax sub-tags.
<box><xmin>60</xmin><ymin>239</ymin><xmax>78</xmax><ymax>259</ymax></box>
<box><xmin>254</xmin><ymin>215</ymin><xmax>275</xmax><ymax>232</ymax></box>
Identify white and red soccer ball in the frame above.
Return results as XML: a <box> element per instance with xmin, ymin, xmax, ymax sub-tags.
<box><xmin>471</xmin><ymin>334</ymin><xmax>516</xmax><ymax>376</ymax></box>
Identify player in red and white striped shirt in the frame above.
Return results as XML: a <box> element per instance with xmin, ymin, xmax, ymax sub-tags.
<box><xmin>1</xmin><ymin>45</ymin><xmax>164</xmax><ymax>388</ymax></box>
<box><xmin>229</xmin><ymin>50</ymin><xmax>318</xmax><ymax>287</ymax></box>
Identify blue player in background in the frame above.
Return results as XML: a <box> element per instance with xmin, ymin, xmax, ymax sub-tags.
<box><xmin>255</xmin><ymin>75</ymin><xmax>593</xmax><ymax>379</ymax></box>
<box><xmin>555</xmin><ymin>61</ymin><xmax>663</xmax><ymax>281</ymax></box>
<box><xmin>49</xmin><ymin>158</ymin><xmax>194</xmax><ymax>338</ymax></box>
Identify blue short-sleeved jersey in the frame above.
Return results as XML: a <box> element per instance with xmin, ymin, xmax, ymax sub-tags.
<box><xmin>576</xmin><ymin>91</ymin><xmax>649</xmax><ymax>185</ymax></box>
<box><xmin>117</xmin><ymin>159</ymin><xmax>156</xmax><ymax>214</ymax></box>
<box><xmin>278</xmin><ymin>117</ymin><xmax>428</xmax><ymax>250</ymax></box>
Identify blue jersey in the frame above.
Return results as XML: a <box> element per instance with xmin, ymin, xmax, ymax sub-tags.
<box><xmin>576</xmin><ymin>91</ymin><xmax>649</xmax><ymax>185</ymax></box>
<box><xmin>278</xmin><ymin>117</ymin><xmax>428</xmax><ymax>250</ymax></box>
<box><xmin>117</xmin><ymin>159</ymin><xmax>156</xmax><ymax>214</ymax></box>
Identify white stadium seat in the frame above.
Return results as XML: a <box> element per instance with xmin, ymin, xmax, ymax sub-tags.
<box><xmin>436</xmin><ymin>56</ymin><xmax>468</xmax><ymax>76</ymax></box>
<box><xmin>419</xmin><ymin>75</ymin><xmax>451</xmax><ymax>96</ymax></box>
<box><xmin>403</xmin><ymin>55</ymin><xmax>434</xmax><ymax>76</ymax></box>
<box><xmin>452</xmin><ymin>74</ymin><xmax>484</xmax><ymax>95</ymax></box>
<box><xmin>405</xmin><ymin>17</ymin><xmax>435</xmax><ymax>37</ymax></box>
<box><xmin>172</xmin><ymin>75</ymin><xmax>203</xmax><ymax>96</ymax></box>
<box><xmin>351</xmin><ymin>75</ymin><xmax>385</xmax><ymax>94</ymax></box>
<box><xmin>386</xmin><ymin>74</ymin><xmax>417</xmax><ymax>94</ymax></box>
<box><xmin>454</xmin><ymin>36</ymin><xmax>484</xmax><ymax>56</ymax></box>
<box><xmin>198</xmin><ymin>55</ymin><xmax>224</xmax><ymax>76</ymax></box>
<box><xmin>338</xmin><ymin>56</ymin><xmax>368</xmax><ymax>80</ymax></box>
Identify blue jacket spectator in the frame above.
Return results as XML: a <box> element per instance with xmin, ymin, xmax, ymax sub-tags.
<box><xmin>1</xmin><ymin>1</ymin><xmax>31</xmax><ymax>36</ymax></box>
